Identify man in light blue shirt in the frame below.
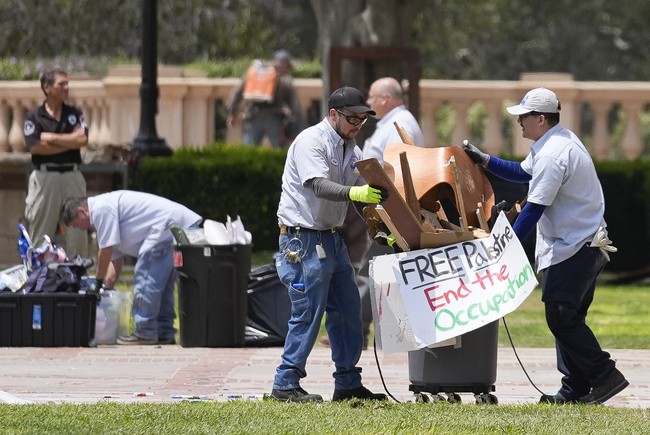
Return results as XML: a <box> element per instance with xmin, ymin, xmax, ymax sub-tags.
<box><xmin>462</xmin><ymin>87</ymin><xmax>627</xmax><ymax>405</ymax></box>
<box><xmin>61</xmin><ymin>191</ymin><xmax>202</xmax><ymax>345</ymax></box>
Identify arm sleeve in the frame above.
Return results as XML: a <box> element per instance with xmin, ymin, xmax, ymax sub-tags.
<box><xmin>308</xmin><ymin>177</ymin><xmax>351</xmax><ymax>202</ymax></box>
<box><xmin>512</xmin><ymin>202</ymin><xmax>545</xmax><ymax>241</ymax></box>
<box><xmin>227</xmin><ymin>78</ymin><xmax>245</xmax><ymax>116</ymax></box>
<box><xmin>486</xmin><ymin>156</ymin><xmax>532</xmax><ymax>183</ymax></box>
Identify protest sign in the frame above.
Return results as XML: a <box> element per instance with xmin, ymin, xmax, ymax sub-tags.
<box><xmin>370</xmin><ymin>212</ymin><xmax>537</xmax><ymax>353</ymax></box>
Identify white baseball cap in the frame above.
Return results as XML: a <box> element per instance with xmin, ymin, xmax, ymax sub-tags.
<box><xmin>506</xmin><ymin>87</ymin><xmax>561</xmax><ymax>115</ymax></box>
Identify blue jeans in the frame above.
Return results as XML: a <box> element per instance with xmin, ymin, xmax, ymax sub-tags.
<box><xmin>273</xmin><ymin>229</ymin><xmax>363</xmax><ymax>390</ymax></box>
<box><xmin>131</xmin><ymin>241</ymin><xmax>177</xmax><ymax>340</ymax></box>
<box><xmin>243</xmin><ymin>113</ymin><xmax>285</xmax><ymax>148</ymax></box>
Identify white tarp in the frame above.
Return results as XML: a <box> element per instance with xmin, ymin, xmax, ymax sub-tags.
<box><xmin>370</xmin><ymin>212</ymin><xmax>538</xmax><ymax>353</ymax></box>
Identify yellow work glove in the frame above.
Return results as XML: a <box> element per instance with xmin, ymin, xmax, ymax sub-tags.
<box><xmin>349</xmin><ymin>185</ymin><xmax>386</xmax><ymax>204</ymax></box>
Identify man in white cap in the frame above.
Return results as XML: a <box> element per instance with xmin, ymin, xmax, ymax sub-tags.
<box><xmin>270</xmin><ymin>86</ymin><xmax>388</xmax><ymax>402</ymax></box>
<box><xmin>462</xmin><ymin>87</ymin><xmax>627</xmax><ymax>405</ymax></box>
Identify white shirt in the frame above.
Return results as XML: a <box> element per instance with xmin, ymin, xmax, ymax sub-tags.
<box><xmin>89</xmin><ymin>190</ymin><xmax>202</xmax><ymax>258</ymax></box>
<box><xmin>277</xmin><ymin>118</ymin><xmax>363</xmax><ymax>229</ymax></box>
<box><xmin>362</xmin><ymin>105</ymin><xmax>425</xmax><ymax>165</ymax></box>
<box><xmin>520</xmin><ymin>124</ymin><xmax>606</xmax><ymax>271</ymax></box>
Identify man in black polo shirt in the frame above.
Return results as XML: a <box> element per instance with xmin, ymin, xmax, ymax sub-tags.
<box><xmin>23</xmin><ymin>67</ymin><xmax>89</xmax><ymax>257</ymax></box>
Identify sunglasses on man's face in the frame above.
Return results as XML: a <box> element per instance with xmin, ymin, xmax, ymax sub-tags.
<box><xmin>336</xmin><ymin>109</ymin><xmax>368</xmax><ymax>126</ymax></box>
<box><xmin>518</xmin><ymin>112</ymin><xmax>542</xmax><ymax>122</ymax></box>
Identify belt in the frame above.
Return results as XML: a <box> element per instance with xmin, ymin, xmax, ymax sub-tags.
<box><xmin>280</xmin><ymin>225</ymin><xmax>337</xmax><ymax>236</ymax></box>
<box><xmin>38</xmin><ymin>163</ymin><xmax>78</xmax><ymax>173</ymax></box>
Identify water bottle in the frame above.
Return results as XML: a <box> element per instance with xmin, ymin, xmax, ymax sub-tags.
<box><xmin>32</xmin><ymin>304</ymin><xmax>42</xmax><ymax>330</ymax></box>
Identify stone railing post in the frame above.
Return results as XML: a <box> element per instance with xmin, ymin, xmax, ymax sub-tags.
<box><xmin>182</xmin><ymin>79</ymin><xmax>215</xmax><ymax>148</ymax></box>
<box><xmin>450</xmin><ymin>100</ymin><xmax>472</xmax><ymax>146</ymax></box>
<box><xmin>620</xmin><ymin>101</ymin><xmax>644</xmax><ymax>159</ymax></box>
<box><xmin>8</xmin><ymin>101</ymin><xmax>26</xmax><ymax>152</ymax></box>
<box><xmin>157</xmin><ymin>78</ymin><xmax>188</xmax><ymax>149</ymax></box>
<box><xmin>483</xmin><ymin>100</ymin><xmax>505</xmax><ymax>155</ymax></box>
<box><xmin>0</xmin><ymin>102</ymin><xmax>10</xmax><ymax>151</ymax></box>
<box><xmin>420</xmin><ymin>100</ymin><xmax>439</xmax><ymax>148</ymax></box>
<box><xmin>589</xmin><ymin>101</ymin><xmax>612</xmax><ymax>160</ymax></box>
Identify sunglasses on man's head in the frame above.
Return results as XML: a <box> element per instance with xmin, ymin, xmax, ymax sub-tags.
<box><xmin>336</xmin><ymin>109</ymin><xmax>368</xmax><ymax>126</ymax></box>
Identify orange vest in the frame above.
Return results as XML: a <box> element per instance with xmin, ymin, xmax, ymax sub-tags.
<box><xmin>242</xmin><ymin>61</ymin><xmax>278</xmax><ymax>103</ymax></box>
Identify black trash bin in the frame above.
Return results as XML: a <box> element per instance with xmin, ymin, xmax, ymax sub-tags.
<box><xmin>408</xmin><ymin>320</ymin><xmax>500</xmax><ymax>404</ymax></box>
<box><xmin>174</xmin><ymin>244</ymin><xmax>252</xmax><ymax>347</ymax></box>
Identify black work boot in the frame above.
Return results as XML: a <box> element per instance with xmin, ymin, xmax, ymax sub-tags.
<box><xmin>579</xmin><ymin>369</ymin><xmax>629</xmax><ymax>405</ymax></box>
<box><xmin>269</xmin><ymin>387</ymin><xmax>323</xmax><ymax>403</ymax></box>
<box><xmin>332</xmin><ymin>385</ymin><xmax>387</xmax><ymax>402</ymax></box>
<box><xmin>539</xmin><ymin>392</ymin><xmax>580</xmax><ymax>404</ymax></box>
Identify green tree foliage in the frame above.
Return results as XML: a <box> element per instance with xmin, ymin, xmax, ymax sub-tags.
<box><xmin>412</xmin><ymin>0</ymin><xmax>650</xmax><ymax>80</ymax></box>
<box><xmin>1</xmin><ymin>0</ymin><xmax>648</xmax><ymax>80</ymax></box>
<box><xmin>0</xmin><ymin>0</ymin><xmax>318</xmax><ymax>64</ymax></box>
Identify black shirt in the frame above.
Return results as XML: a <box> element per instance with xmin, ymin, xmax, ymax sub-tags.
<box><xmin>24</xmin><ymin>102</ymin><xmax>87</xmax><ymax>167</ymax></box>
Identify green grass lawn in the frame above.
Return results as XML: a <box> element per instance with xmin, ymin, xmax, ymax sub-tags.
<box><xmin>1</xmin><ymin>400</ymin><xmax>648</xmax><ymax>434</ymax></box>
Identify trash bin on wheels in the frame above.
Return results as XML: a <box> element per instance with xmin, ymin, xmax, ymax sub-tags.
<box><xmin>408</xmin><ymin>320</ymin><xmax>499</xmax><ymax>404</ymax></box>
<box><xmin>174</xmin><ymin>244</ymin><xmax>251</xmax><ymax>347</ymax></box>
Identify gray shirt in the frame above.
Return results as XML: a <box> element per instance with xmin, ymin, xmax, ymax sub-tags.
<box><xmin>277</xmin><ymin>118</ymin><xmax>363</xmax><ymax>229</ymax></box>
<box><xmin>89</xmin><ymin>190</ymin><xmax>202</xmax><ymax>259</ymax></box>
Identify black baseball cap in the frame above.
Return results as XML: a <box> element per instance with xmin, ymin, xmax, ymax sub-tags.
<box><xmin>328</xmin><ymin>86</ymin><xmax>376</xmax><ymax>115</ymax></box>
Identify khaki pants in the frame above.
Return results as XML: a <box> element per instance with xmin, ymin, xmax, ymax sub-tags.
<box><xmin>25</xmin><ymin>169</ymin><xmax>88</xmax><ymax>258</ymax></box>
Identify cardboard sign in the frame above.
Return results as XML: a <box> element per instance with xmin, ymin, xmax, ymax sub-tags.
<box><xmin>370</xmin><ymin>212</ymin><xmax>537</xmax><ymax>353</ymax></box>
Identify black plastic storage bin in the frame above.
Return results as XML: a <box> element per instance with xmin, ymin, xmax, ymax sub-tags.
<box><xmin>175</xmin><ymin>244</ymin><xmax>252</xmax><ymax>347</ymax></box>
<box><xmin>408</xmin><ymin>320</ymin><xmax>499</xmax><ymax>404</ymax></box>
<box><xmin>0</xmin><ymin>292</ymin><xmax>97</xmax><ymax>347</ymax></box>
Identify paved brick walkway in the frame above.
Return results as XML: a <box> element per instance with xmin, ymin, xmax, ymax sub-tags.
<box><xmin>1</xmin><ymin>344</ymin><xmax>648</xmax><ymax>407</ymax></box>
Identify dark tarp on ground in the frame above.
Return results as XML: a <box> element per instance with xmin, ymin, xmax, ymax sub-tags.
<box><xmin>246</xmin><ymin>263</ymin><xmax>291</xmax><ymax>346</ymax></box>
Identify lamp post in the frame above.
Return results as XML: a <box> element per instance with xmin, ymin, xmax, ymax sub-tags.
<box><xmin>131</xmin><ymin>0</ymin><xmax>172</xmax><ymax>158</ymax></box>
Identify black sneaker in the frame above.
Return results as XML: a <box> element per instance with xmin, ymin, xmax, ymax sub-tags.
<box><xmin>332</xmin><ymin>386</ymin><xmax>387</xmax><ymax>402</ymax></box>
<box><xmin>270</xmin><ymin>387</ymin><xmax>323</xmax><ymax>402</ymax></box>
<box><xmin>539</xmin><ymin>392</ymin><xmax>580</xmax><ymax>404</ymax></box>
<box><xmin>116</xmin><ymin>334</ymin><xmax>158</xmax><ymax>345</ymax></box>
<box><xmin>579</xmin><ymin>368</ymin><xmax>629</xmax><ymax>405</ymax></box>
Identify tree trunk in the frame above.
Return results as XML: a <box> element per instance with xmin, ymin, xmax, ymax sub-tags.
<box><xmin>310</xmin><ymin>0</ymin><xmax>425</xmax><ymax>116</ymax></box>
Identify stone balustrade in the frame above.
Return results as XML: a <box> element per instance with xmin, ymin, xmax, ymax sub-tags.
<box><xmin>1</xmin><ymin>70</ymin><xmax>650</xmax><ymax>161</ymax></box>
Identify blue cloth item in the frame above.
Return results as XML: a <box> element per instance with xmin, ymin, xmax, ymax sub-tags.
<box><xmin>485</xmin><ymin>156</ymin><xmax>531</xmax><ymax>183</ymax></box>
<box><xmin>131</xmin><ymin>241</ymin><xmax>177</xmax><ymax>341</ymax></box>
<box><xmin>273</xmin><ymin>229</ymin><xmax>363</xmax><ymax>390</ymax></box>
<box><xmin>513</xmin><ymin>202</ymin><xmax>546</xmax><ymax>241</ymax></box>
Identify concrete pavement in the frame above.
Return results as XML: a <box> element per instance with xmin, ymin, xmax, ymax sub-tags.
<box><xmin>1</xmin><ymin>343</ymin><xmax>648</xmax><ymax>407</ymax></box>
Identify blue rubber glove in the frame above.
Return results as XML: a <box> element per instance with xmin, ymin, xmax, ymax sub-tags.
<box><xmin>349</xmin><ymin>185</ymin><xmax>386</xmax><ymax>204</ymax></box>
<box><xmin>462</xmin><ymin>140</ymin><xmax>490</xmax><ymax>167</ymax></box>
